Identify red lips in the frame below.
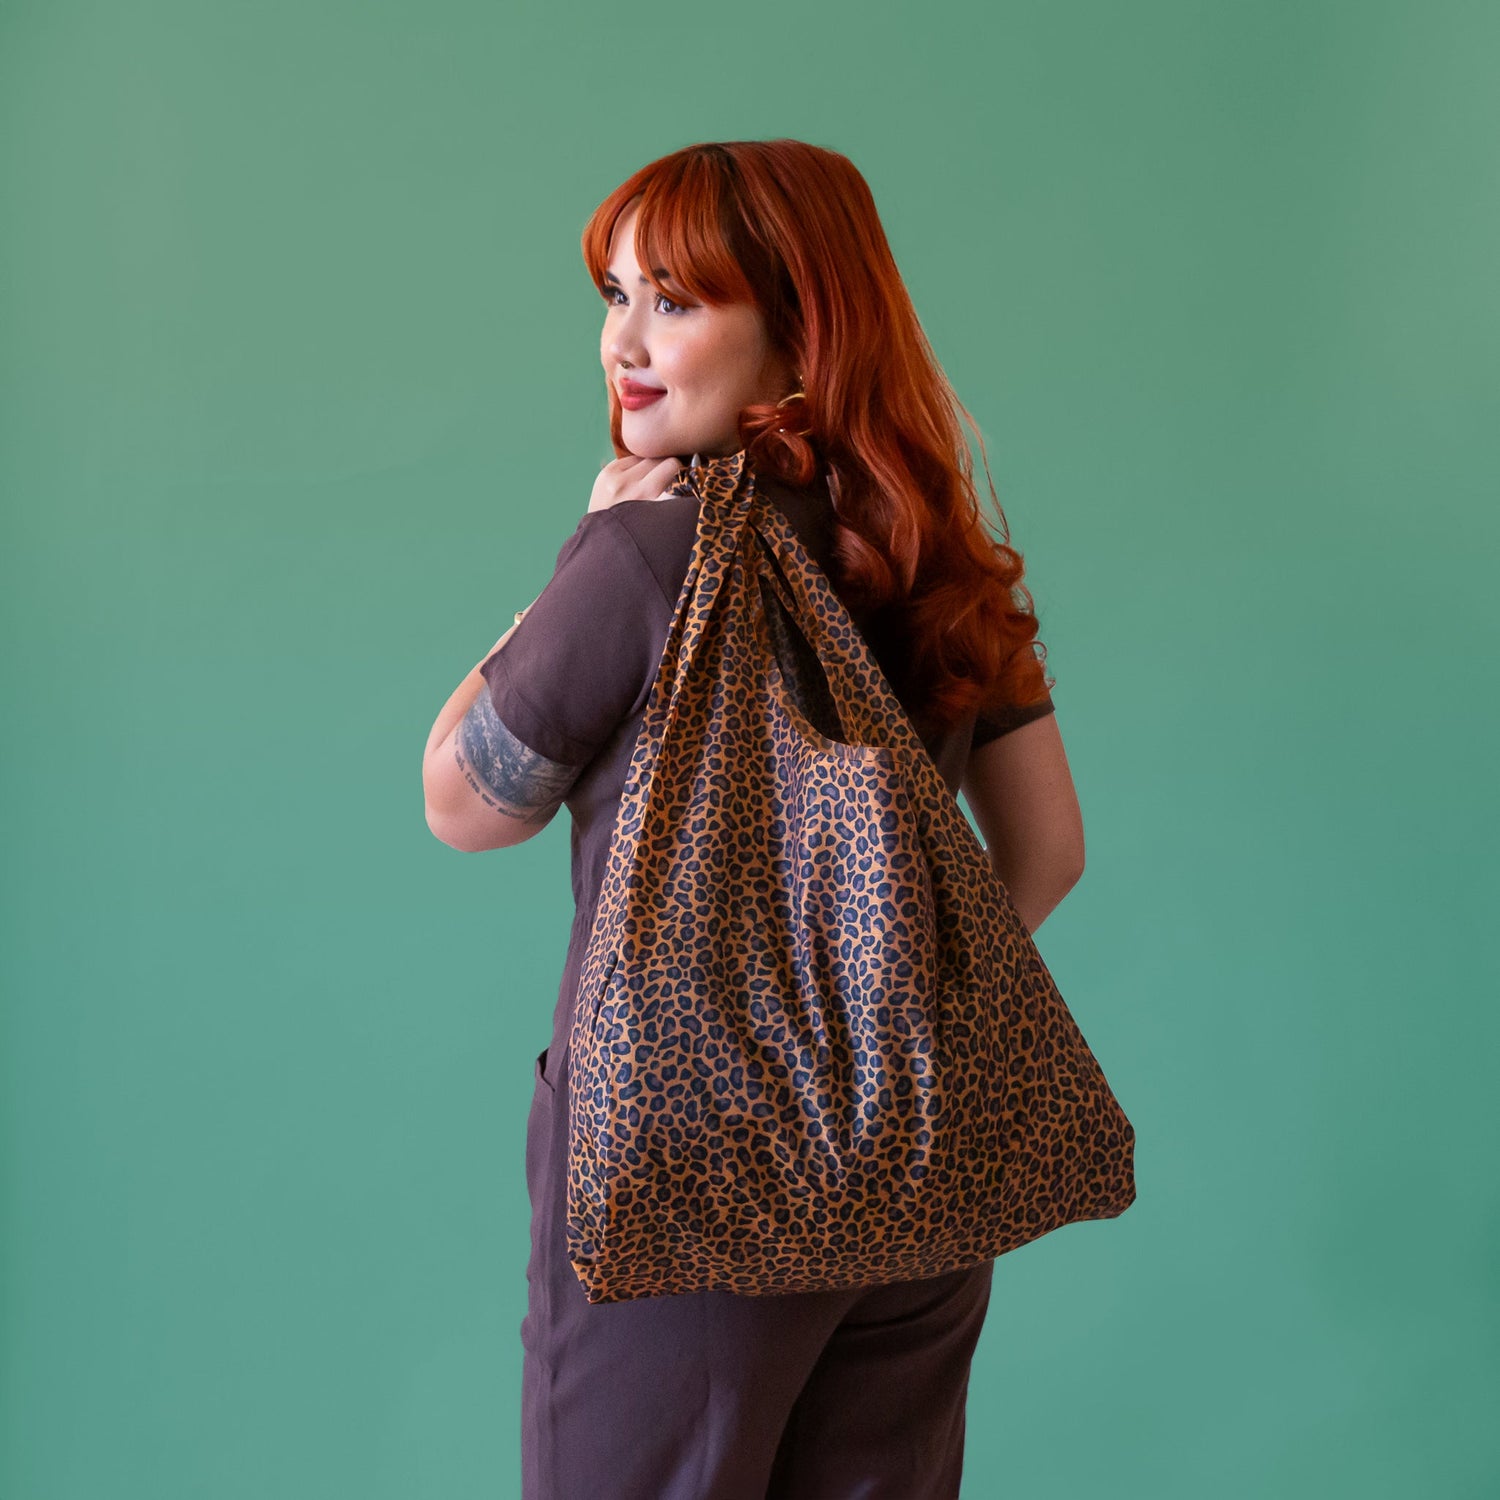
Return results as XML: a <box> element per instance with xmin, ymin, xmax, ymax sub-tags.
<box><xmin>619</xmin><ymin>379</ymin><xmax>666</xmax><ymax>410</ymax></box>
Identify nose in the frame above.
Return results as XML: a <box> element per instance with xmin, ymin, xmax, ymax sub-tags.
<box><xmin>604</xmin><ymin>301</ymin><xmax>650</xmax><ymax>375</ymax></box>
<box><xmin>605</xmin><ymin>332</ymin><xmax>648</xmax><ymax>376</ymax></box>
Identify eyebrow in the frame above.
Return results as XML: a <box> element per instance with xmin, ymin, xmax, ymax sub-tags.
<box><xmin>602</xmin><ymin>268</ymin><xmax>675</xmax><ymax>286</ymax></box>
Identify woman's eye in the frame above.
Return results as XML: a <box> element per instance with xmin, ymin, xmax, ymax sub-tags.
<box><xmin>600</xmin><ymin>285</ymin><xmax>688</xmax><ymax>315</ymax></box>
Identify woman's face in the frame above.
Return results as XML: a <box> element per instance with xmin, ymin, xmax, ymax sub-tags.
<box><xmin>600</xmin><ymin>202</ymin><xmax>796</xmax><ymax>461</ymax></box>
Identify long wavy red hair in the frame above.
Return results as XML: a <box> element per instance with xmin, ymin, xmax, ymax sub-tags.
<box><xmin>580</xmin><ymin>139</ymin><xmax>1055</xmax><ymax>735</ymax></box>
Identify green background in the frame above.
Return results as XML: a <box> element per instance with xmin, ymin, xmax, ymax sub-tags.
<box><xmin>3</xmin><ymin>1</ymin><xmax>1496</xmax><ymax>1496</ymax></box>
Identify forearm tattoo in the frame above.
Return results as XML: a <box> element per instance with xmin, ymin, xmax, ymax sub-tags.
<box><xmin>454</xmin><ymin>692</ymin><xmax>581</xmax><ymax>825</ymax></box>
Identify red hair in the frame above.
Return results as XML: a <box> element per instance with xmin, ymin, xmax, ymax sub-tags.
<box><xmin>581</xmin><ymin>139</ymin><xmax>1055</xmax><ymax>735</ymax></box>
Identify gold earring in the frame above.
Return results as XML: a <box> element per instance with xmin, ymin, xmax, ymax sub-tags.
<box><xmin>775</xmin><ymin>374</ymin><xmax>806</xmax><ymax>431</ymax></box>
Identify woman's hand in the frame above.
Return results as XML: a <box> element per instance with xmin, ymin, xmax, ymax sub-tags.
<box><xmin>587</xmin><ymin>454</ymin><xmax>687</xmax><ymax>514</ymax></box>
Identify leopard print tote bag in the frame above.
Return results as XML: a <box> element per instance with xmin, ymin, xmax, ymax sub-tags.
<box><xmin>564</xmin><ymin>447</ymin><xmax>1135</xmax><ymax>1305</ymax></box>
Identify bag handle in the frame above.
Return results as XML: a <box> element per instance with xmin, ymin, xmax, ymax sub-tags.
<box><xmin>660</xmin><ymin>452</ymin><xmax>940</xmax><ymax>775</ymax></box>
<box><xmin>746</xmin><ymin>499</ymin><xmax>932</xmax><ymax>764</ymax></box>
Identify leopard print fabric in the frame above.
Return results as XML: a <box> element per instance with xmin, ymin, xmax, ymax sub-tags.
<box><xmin>564</xmin><ymin>449</ymin><xmax>1135</xmax><ymax>1304</ymax></box>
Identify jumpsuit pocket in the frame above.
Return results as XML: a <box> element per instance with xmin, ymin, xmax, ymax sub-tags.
<box><xmin>534</xmin><ymin>1044</ymin><xmax>556</xmax><ymax>1093</ymax></box>
<box><xmin>524</xmin><ymin>1047</ymin><xmax>557</xmax><ymax>1221</ymax></box>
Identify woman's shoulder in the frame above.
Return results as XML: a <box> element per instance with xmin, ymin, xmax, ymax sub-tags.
<box><xmin>603</xmin><ymin>492</ymin><xmax>704</xmax><ymax>609</ymax></box>
<box><xmin>599</xmin><ymin>465</ymin><xmax>838</xmax><ymax>619</ymax></box>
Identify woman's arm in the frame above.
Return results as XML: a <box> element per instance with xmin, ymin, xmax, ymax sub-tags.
<box><xmin>422</xmin><ymin>622</ymin><xmax>518</xmax><ymax>766</ymax></box>
<box><xmin>421</xmin><ymin>605</ymin><xmax>585</xmax><ymax>852</ymax></box>
<box><xmin>960</xmin><ymin>712</ymin><xmax>1085</xmax><ymax>936</ymax></box>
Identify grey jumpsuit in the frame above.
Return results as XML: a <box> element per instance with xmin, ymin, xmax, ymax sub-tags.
<box><xmin>479</xmin><ymin>464</ymin><xmax>1056</xmax><ymax>1499</ymax></box>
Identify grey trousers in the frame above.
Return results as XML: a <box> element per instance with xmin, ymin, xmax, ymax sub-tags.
<box><xmin>521</xmin><ymin>1042</ymin><xmax>997</xmax><ymax>1500</ymax></box>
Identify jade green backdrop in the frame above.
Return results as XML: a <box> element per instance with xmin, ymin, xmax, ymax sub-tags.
<box><xmin>3</xmin><ymin>2</ymin><xmax>1496</xmax><ymax>1496</ymax></box>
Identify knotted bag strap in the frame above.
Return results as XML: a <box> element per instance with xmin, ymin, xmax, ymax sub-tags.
<box><xmin>744</xmin><ymin>500</ymin><xmax>931</xmax><ymax>765</ymax></box>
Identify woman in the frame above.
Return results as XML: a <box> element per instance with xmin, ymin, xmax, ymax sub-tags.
<box><xmin>422</xmin><ymin>139</ymin><xmax>1084</xmax><ymax>1500</ymax></box>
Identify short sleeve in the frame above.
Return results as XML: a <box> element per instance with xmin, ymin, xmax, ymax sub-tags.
<box><xmin>971</xmin><ymin>688</ymin><xmax>1056</xmax><ymax>750</ymax></box>
<box><xmin>478</xmin><ymin>508</ymin><xmax>672</xmax><ymax>768</ymax></box>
